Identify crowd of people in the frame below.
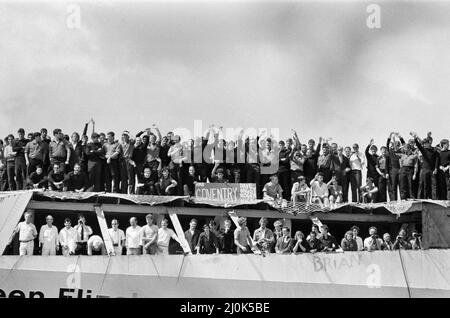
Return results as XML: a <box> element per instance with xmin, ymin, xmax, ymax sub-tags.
<box><xmin>1</xmin><ymin>121</ymin><xmax>450</xmax><ymax>205</ymax></box>
<box><xmin>11</xmin><ymin>211</ymin><xmax>422</xmax><ymax>256</ymax></box>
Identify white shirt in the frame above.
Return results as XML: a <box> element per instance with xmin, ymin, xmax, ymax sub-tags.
<box><xmin>39</xmin><ymin>225</ymin><xmax>59</xmax><ymax>247</ymax></box>
<box><xmin>59</xmin><ymin>227</ymin><xmax>78</xmax><ymax>248</ymax></box>
<box><xmin>16</xmin><ymin>222</ymin><xmax>37</xmax><ymax>241</ymax></box>
<box><xmin>157</xmin><ymin>228</ymin><xmax>176</xmax><ymax>247</ymax></box>
<box><xmin>311</xmin><ymin>181</ymin><xmax>329</xmax><ymax>198</ymax></box>
<box><xmin>74</xmin><ymin>224</ymin><xmax>93</xmax><ymax>242</ymax></box>
<box><xmin>126</xmin><ymin>225</ymin><xmax>142</xmax><ymax>248</ymax></box>
<box><xmin>141</xmin><ymin>224</ymin><xmax>159</xmax><ymax>246</ymax></box>
<box><xmin>363</xmin><ymin>236</ymin><xmax>383</xmax><ymax>251</ymax></box>
<box><xmin>108</xmin><ymin>228</ymin><xmax>125</xmax><ymax>247</ymax></box>
<box><xmin>349</xmin><ymin>152</ymin><xmax>365</xmax><ymax>170</ymax></box>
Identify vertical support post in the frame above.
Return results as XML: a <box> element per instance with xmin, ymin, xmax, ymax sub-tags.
<box><xmin>94</xmin><ymin>205</ymin><xmax>114</xmax><ymax>255</ymax></box>
<box><xmin>167</xmin><ymin>208</ymin><xmax>191</xmax><ymax>254</ymax></box>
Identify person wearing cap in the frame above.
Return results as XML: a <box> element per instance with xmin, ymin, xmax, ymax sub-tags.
<box><xmin>39</xmin><ymin>215</ymin><xmax>59</xmax><ymax>256</ymax></box>
<box><xmin>291</xmin><ymin>175</ymin><xmax>310</xmax><ymax>203</ymax></box>
<box><xmin>350</xmin><ymin>225</ymin><xmax>364</xmax><ymax>251</ymax></box>
<box><xmin>25</xmin><ymin>132</ymin><xmax>49</xmax><ymax>176</ymax></box>
<box><xmin>253</xmin><ymin>217</ymin><xmax>275</xmax><ymax>254</ymax></box>
<box><xmin>320</xmin><ymin>225</ymin><xmax>338</xmax><ymax>252</ymax></box>
<box><xmin>234</xmin><ymin>217</ymin><xmax>253</xmax><ymax>254</ymax></box>
<box><xmin>262</xmin><ymin>174</ymin><xmax>283</xmax><ymax>201</ymax></box>
<box><xmin>119</xmin><ymin>130</ymin><xmax>136</xmax><ymax>194</ymax></box>
<box><xmin>87</xmin><ymin>235</ymin><xmax>107</xmax><ymax>255</ymax></box>
<box><xmin>103</xmin><ymin>131</ymin><xmax>121</xmax><ymax>193</ymax></box>
<box><xmin>85</xmin><ymin>133</ymin><xmax>105</xmax><ymax>191</ymax></box>
<box><xmin>12</xmin><ymin>128</ymin><xmax>30</xmax><ymax>190</ymax></box>
<box><xmin>410</xmin><ymin>132</ymin><xmax>439</xmax><ymax>199</ymax></box>
<box><xmin>363</xmin><ymin>226</ymin><xmax>383</xmax><ymax>251</ymax></box>
<box><xmin>49</xmin><ymin>128</ymin><xmax>71</xmax><ymax>174</ymax></box>
<box><xmin>438</xmin><ymin>138</ymin><xmax>450</xmax><ymax>200</ymax></box>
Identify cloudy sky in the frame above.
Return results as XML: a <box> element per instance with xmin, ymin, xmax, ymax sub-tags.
<box><xmin>1</xmin><ymin>0</ymin><xmax>450</xmax><ymax>148</ymax></box>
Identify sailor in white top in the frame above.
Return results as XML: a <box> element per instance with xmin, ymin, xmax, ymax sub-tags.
<box><xmin>59</xmin><ymin>218</ymin><xmax>78</xmax><ymax>256</ymax></box>
<box><xmin>157</xmin><ymin>218</ymin><xmax>182</xmax><ymax>255</ymax></box>
<box><xmin>13</xmin><ymin>211</ymin><xmax>38</xmax><ymax>256</ymax></box>
<box><xmin>39</xmin><ymin>215</ymin><xmax>59</xmax><ymax>255</ymax></box>
<box><xmin>108</xmin><ymin>219</ymin><xmax>125</xmax><ymax>256</ymax></box>
<box><xmin>126</xmin><ymin>217</ymin><xmax>142</xmax><ymax>255</ymax></box>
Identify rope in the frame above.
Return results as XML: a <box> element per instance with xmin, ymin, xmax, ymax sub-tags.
<box><xmin>398</xmin><ymin>249</ymin><xmax>412</xmax><ymax>298</ymax></box>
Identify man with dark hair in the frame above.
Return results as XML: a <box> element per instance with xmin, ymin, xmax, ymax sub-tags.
<box><xmin>277</xmin><ymin>140</ymin><xmax>291</xmax><ymax>200</ymax></box>
<box><xmin>184</xmin><ymin>219</ymin><xmax>200</xmax><ymax>254</ymax></box>
<box><xmin>317</xmin><ymin>142</ymin><xmax>333</xmax><ymax>183</ymax></box>
<box><xmin>303</xmin><ymin>137</ymin><xmax>322</xmax><ymax>185</ymax></box>
<box><xmin>26</xmin><ymin>165</ymin><xmax>47</xmax><ymax>189</ymax></box>
<box><xmin>136</xmin><ymin>167</ymin><xmax>157</xmax><ymax>195</ymax></box>
<box><xmin>85</xmin><ymin>133</ymin><xmax>105</xmax><ymax>192</ymax></box>
<box><xmin>25</xmin><ymin>132</ymin><xmax>48</xmax><ymax>176</ymax></box>
<box><xmin>376</xmin><ymin>146</ymin><xmax>390</xmax><ymax>202</ymax></box>
<box><xmin>103</xmin><ymin>131</ymin><xmax>121</xmax><ymax>193</ymax></box>
<box><xmin>363</xmin><ymin>226</ymin><xmax>383</xmax><ymax>251</ymax></box>
<box><xmin>48</xmin><ymin>163</ymin><xmax>65</xmax><ymax>191</ymax></box>
<box><xmin>132</xmin><ymin>136</ymin><xmax>147</xmax><ymax>183</ymax></box>
<box><xmin>386</xmin><ymin>132</ymin><xmax>406</xmax><ymax>200</ymax></box>
<box><xmin>411</xmin><ymin>132</ymin><xmax>438</xmax><ymax>199</ymax></box>
<box><xmin>12</xmin><ymin>128</ymin><xmax>30</xmax><ymax>189</ymax></box>
<box><xmin>437</xmin><ymin>138</ymin><xmax>450</xmax><ymax>200</ymax></box>
<box><xmin>196</xmin><ymin>224</ymin><xmax>220</xmax><ymax>254</ymax></box>
<box><xmin>320</xmin><ymin>225</ymin><xmax>338</xmax><ymax>252</ymax></box>
<box><xmin>349</xmin><ymin>143</ymin><xmax>365</xmax><ymax>202</ymax></box>
<box><xmin>119</xmin><ymin>131</ymin><xmax>136</xmax><ymax>194</ymax></box>
<box><xmin>49</xmin><ymin>128</ymin><xmax>71</xmax><ymax>173</ymax></box>
<box><xmin>393</xmin><ymin>229</ymin><xmax>412</xmax><ymax>250</ymax></box>
<box><xmin>64</xmin><ymin>163</ymin><xmax>90</xmax><ymax>192</ymax></box>
<box><xmin>4</xmin><ymin>134</ymin><xmax>16</xmax><ymax>190</ymax></box>
<box><xmin>331</xmin><ymin>146</ymin><xmax>351</xmax><ymax>202</ymax></box>
<box><xmin>360</xmin><ymin>177</ymin><xmax>379</xmax><ymax>203</ymax></box>
<box><xmin>74</xmin><ymin>214</ymin><xmax>93</xmax><ymax>255</ymax></box>
<box><xmin>365</xmin><ymin>139</ymin><xmax>379</xmax><ymax>199</ymax></box>
<box><xmin>398</xmin><ymin>144</ymin><xmax>418</xmax><ymax>200</ymax></box>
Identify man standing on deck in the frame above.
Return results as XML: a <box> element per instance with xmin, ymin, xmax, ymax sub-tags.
<box><xmin>11</xmin><ymin>211</ymin><xmax>38</xmax><ymax>256</ymax></box>
<box><xmin>126</xmin><ymin>217</ymin><xmax>142</xmax><ymax>255</ymax></box>
<box><xmin>74</xmin><ymin>214</ymin><xmax>93</xmax><ymax>255</ymax></box>
<box><xmin>141</xmin><ymin>214</ymin><xmax>159</xmax><ymax>255</ymax></box>
<box><xmin>108</xmin><ymin>219</ymin><xmax>125</xmax><ymax>256</ymax></box>
<box><xmin>39</xmin><ymin>215</ymin><xmax>59</xmax><ymax>256</ymax></box>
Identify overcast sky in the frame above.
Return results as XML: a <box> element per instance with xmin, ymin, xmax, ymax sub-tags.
<box><xmin>1</xmin><ymin>0</ymin><xmax>450</xmax><ymax>148</ymax></box>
